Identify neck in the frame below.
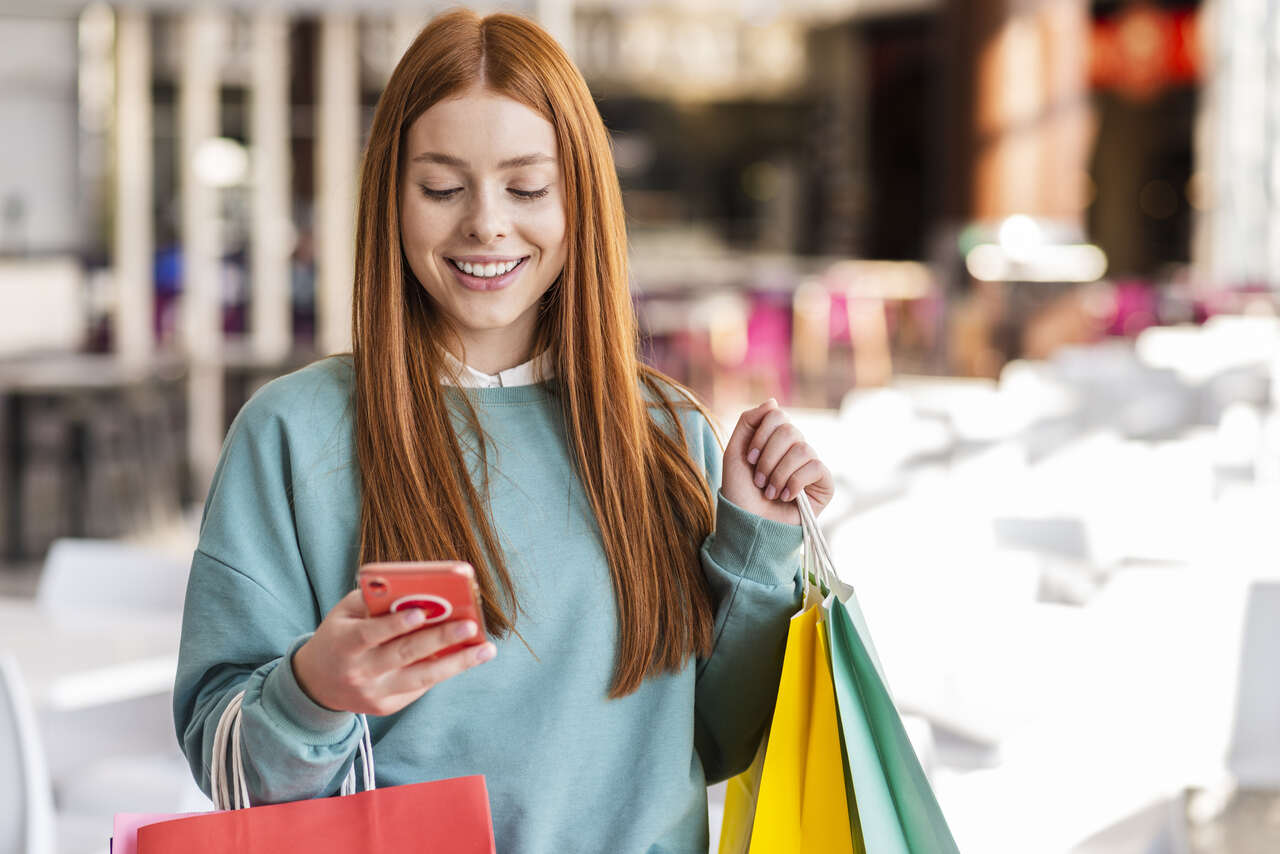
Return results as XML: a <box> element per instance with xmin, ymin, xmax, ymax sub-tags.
<box><xmin>454</xmin><ymin>331</ymin><xmax>535</xmax><ymax>376</ymax></box>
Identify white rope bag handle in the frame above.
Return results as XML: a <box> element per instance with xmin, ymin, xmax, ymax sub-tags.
<box><xmin>795</xmin><ymin>490</ymin><xmax>891</xmax><ymax>684</ymax></box>
<box><xmin>210</xmin><ymin>689</ymin><xmax>376</xmax><ymax>811</ymax></box>
<box><xmin>797</xmin><ymin>491</ymin><xmax>851</xmax><ymax>603</ymax></box>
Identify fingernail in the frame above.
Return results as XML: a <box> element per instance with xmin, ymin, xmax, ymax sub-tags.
<box><xmin>451</xmin><ymin>621</ymin><xmax>477</xmax><ymax>640</ymax></box>
<box><xmin>746</xmin><ymin>448</ymin><xmax>760</xmax><ymax>464</ymax></box>
<box><xmin>765</xmin><ymin>485</ymin><xmax>778</xmax><ymax>500</ymax></box>
<box><xmin>405</xmin><ymin>609</ymin><xmax>427</xmax><ymax>627</ymax></box>
<box><xmin>754</xmin><ymin>472</ymin><xmax>766</xmax><ymax>488</ymax></box>
<box><xmin>767</xmin><ymin>398</ymin><xmax>778</xmax><ymax>406</ymax></box>
<box><xmin>781</xmin><ymin>488</ymin><xmax>791</xmax><ymax>501</ymax></box>
<box><xmin>475</xmin><ymin>644</ymin><xmax>495</xmax><ymax>662</ymax></box>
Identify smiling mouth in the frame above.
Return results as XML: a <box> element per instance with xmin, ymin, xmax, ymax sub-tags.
<box><xmin>447</xmin><ymin>257</ymin><xmax>530</xmax><ymax>278</ymax></box>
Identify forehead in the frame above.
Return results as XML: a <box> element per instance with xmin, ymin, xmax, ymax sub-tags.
<box><xmin>404</xmin><ymin>88</ymin><xmax>557</xmax><ymax>165</ymax></box>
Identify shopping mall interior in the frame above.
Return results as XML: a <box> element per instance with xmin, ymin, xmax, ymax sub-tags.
<box><xmin>1</xmin><ymin>0</ymin><xmax>1278</xmax><ymax>851</ymax></box>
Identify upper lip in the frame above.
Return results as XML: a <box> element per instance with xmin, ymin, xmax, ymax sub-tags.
<box><xmin>447</xmin><ymin>255</ymin><xmax>529</xmax><ymax>263</ymax></box>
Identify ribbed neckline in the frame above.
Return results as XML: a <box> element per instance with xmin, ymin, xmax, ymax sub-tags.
<box><xmin>445</xmin><ymin>383</ymin><xmax>553</xmax><ymax>405</ymax></box>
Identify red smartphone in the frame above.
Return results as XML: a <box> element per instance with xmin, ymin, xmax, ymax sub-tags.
<box><xmin>357</xmin><ymin>561</ymin><xmax>487</xmax><ymax>661</ymax></box>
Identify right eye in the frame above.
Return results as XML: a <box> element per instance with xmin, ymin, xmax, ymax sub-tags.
<box><xmin>419</xmin><ymin>186</ymin><xmax>461</xmax><ymax>200</ymax></box>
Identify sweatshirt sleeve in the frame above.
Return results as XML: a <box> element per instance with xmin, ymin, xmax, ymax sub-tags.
<box><xmin>173</xmin><ymin>380</ymin><xmax>364</xmax><ymax>805</ymax></box>
<box><xmin>687</xmin><ymin>411</ymin><xmax>803</xmax><ymax>784</ymax></box>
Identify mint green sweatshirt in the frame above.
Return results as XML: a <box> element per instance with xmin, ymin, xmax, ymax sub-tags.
<box><xmin>174</xmin><ymin>356</ymin><xmax>802</xmax><ymax>854</ymax></box>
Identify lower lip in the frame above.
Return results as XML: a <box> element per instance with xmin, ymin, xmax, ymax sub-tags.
<box><xmin>447</xmin><ymin>257</ymin><xmax>529</xmax><ymax>291</ymax></box>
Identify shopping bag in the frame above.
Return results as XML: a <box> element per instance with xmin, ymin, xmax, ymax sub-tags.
<box><xmin>113</xmin><ymin>690</ymin><xmax>496</xmax><ymax>854</ymax></box>
<box><xmin>112</xmin><ymin>812</ymin><xmax>205</xmax><ymax>854</ymax></box>
<box><xmin>719</xmin><ymin>738</ymin><xmax>766</xmax><ymax>854</ymax></box>
<box><xmin>136</xmin><ymin>774</ymin><xmax>495</xmax><ymax>854</ymax></box>
<box><xmin>747</xmin><ymin>604</ymin><xmax>857</xmax><ymax>853</ymax></box>
<box><xmin>719</xmin><ymin>493</ymin><xmax>961</xmax><ymax>853</ymax></box>
<box><xmin>798</xmin><ymin>492</ymin><xmax>960</xmax><ymax>854</ymax></box>
<box><xmin>719</xmin><ymin>561</ymin><xmax>856</xmax><ymax>854</ymax></box>
<box><xmin>827</xmin><ymin>596</ymin><xmax>958</xmax><ymax>853</ymax></box>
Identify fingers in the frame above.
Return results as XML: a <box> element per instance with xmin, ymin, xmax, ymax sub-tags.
<box><xmin>748</xmin><ymin>412</ymin><xmax>799</xmax><ymax>484</ymax></box>
<box><xmin>378</xmin><ymin>640</ymin><xmax>497</xmax><ymax>699</ymax></box>
<box><xmin>739</xmin><ymin>400</ymin><xmax>833</xmax><ymax>507</ymax></box>
<box><xmin>779</xmin><ymin>459</ymin><xmax>828</xmax><ymax>503</ymax></box>
<box><xmin>369</xmin><ymin>619</ymin><xmax>481</xmax><ymax>672</ymax></box>
<box><xmin>744</xmin><ymin>406</ymin><xmax>792</xmax><ymax>468</ymax></box>
<box><xmin>726</xmin><ymin>399</ymin><xmax>779</xmax><ymax>454</ymax></box>
<box><xmin>760</xmin><ymin>441</ymin><xmax>811</xmax><ymax>499</ymax></box>
<box><xmin>351</xmin><ymin>604</ymin><xmax>434</xmax><ymax>651</ymax></box>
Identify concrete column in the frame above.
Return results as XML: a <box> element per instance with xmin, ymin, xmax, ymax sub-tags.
<box><xmin>315</xmin><ymin>14</ymin><xmax>359</xmax><ymax>357</ymax></box>
<box><xmin>0</xmin><ymin>16</ymin><xmax>78</xmax><ymax>254</ymax></box>
<box><xmin>1039</xmin><ymin>0</ymin><xmax>1092</xmax><ymax>221</ymax></box>
<box><xmin>1268</xmin><ymin>4</ymin><xmax>1280</xmax><ymax>288</ymax></box>
<box><xmin>946</xmin><ymin>0</ymin><xmax>1090</xmax><ymax>224</ymax></box>
<box><xmin>250</xmin><ymin>11</ymin><xmax>292</xmax><ymax>363</ymax></box>
<box><xmin>179</xmin><ymin>9</ymin><xmax>226</xmax><ymax>495</ymax></box>
<box><xmin>1198</xmin><ymin>0</ymin><xmax>1280</xmax><ymax>288</ymax></box>
<box><xmin>114</xmin><ymin>7</ymin><xmax>154</xmax><ymax>369</ymax></box>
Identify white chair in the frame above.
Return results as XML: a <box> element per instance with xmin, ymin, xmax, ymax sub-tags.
<box><xmin>33</xmin><ymin>540</ymin><xmax>204</xmax><ymax>851</ymax></box>
<box><xmin>37</xmin><ymin>693</ymin><xmax>210</xmax><ymax>854</ymax></box>
<box><xmin>37</xmin><ymin>538</ymin><xmax>189</xmax><ymax>615</ymax></box>
<box><xmin>0</xmin><ymin>653</ymin><xmax>56</xmax><ymax>854</ymax></box>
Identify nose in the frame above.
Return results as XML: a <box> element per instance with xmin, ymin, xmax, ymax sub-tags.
<box><xmin>464</xmin><ymin>185</ymin><xmax>508</xmax><ymax>245</ymax></box>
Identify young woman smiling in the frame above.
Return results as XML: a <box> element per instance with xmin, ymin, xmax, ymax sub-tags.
<box><xmin>174</xmin><ymin>9</ymin><xmax>834</xmax><ymax>852</ymax></box>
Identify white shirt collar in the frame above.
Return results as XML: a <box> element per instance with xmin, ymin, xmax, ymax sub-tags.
<box><xmin>441</xmin><ymin>350</ymin><xmax>554</xmax><ymax>388</ymax></box>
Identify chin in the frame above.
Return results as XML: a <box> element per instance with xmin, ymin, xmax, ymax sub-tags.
<box><xmin>459</xmin><ymin>310</ymin><xmax>532</xmax><ymax>333</ymax></box>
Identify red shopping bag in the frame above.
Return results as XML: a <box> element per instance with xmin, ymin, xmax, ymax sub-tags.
<box><xmin>134</xmin><ymin>774</ymin><xmax>495</xmax><ymax>854</ymax></box>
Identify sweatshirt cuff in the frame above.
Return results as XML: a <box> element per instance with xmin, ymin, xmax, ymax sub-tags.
<box><xmin>260</xmin><ymin>634</ymin><xmax>357</xmax><ymax>745</ymax></box>
<box><xmin>706</xmin><ymin>491</ymin><xmax>803</xmax><ymax>587</ymax></box>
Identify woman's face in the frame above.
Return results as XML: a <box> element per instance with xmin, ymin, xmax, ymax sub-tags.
<box><xmin>399</xmin><ymin>86</ymin><xmax>568</xmax><ymax>369</ymax></box>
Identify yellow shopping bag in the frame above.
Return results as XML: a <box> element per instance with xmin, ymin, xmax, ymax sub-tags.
<box><xmin>722</xmin><ymin>493</ymin><xmax>959</xmax><ymax>854</ymax></box>
<box><xmin>720</xmin><ymin>602</ymin><xmax>858</xmax><ymax>854</ymax></box>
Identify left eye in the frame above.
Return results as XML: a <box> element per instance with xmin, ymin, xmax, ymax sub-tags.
<box><xmin>509</xmin><ymin>187</ymin><xmax>550</xmax><ymax>200</ymax></box>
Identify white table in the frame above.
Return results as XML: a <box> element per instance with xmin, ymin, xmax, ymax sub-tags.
<box><xmin>0</xmin><ymin>597</ymin><xmax>181</xmax><ymax>711</ymax></box>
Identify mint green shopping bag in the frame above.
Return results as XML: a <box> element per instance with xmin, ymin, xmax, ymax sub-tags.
<box><xmin>797</xmin><ymin>494</ymin><xmax>962</xmax><ymax>854</ymax></box>
<box><xmin>826</xmin><ymin>596</ymin><xmax>959</xmax><ymax>853</ymax></box>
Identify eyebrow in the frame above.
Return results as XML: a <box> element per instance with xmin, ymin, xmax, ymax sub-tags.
<box><xmin>410</xmin><ymin>152</ymin><xmax>555</xmax><ymax>170</ymax></box>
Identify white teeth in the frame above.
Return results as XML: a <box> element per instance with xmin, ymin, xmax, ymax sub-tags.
<box><xmin>454</xmin><ymin>258</ymin><xmax>520</xmax><ymax>278</ymax></box>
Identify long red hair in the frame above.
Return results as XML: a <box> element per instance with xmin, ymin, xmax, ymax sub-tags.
<box><xmin>351</xmin><ymin>9</ymin><xmax>716</xmax><ymax>697</ymax></box>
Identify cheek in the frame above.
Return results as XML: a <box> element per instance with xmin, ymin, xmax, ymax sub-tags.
<box><xmin>400</xmin><ymin>200</ymin><xmax>450</xmax><ymax>257</ymax></box>
<box><xmin>526</xmin><ymin>207</ymin><xmax>567</xmax><ymax>260</ymax></box>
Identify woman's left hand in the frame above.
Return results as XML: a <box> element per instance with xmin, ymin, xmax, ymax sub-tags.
<box><xmin>720</xmin><ymin>399</ymin><xmax>834</xmax><ymax>525</ymax></box>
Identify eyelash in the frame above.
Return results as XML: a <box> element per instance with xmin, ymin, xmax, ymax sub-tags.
<box><xmin>418</xmin><ymin>186</ymin><xmax>550</xmax><ymax>201</ymax></box>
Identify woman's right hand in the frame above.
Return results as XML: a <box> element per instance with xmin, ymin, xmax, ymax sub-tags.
<box><xmin>292</xmin><ymin>589</ymin><xmax>496</xmax><ymax>716</ymax></box>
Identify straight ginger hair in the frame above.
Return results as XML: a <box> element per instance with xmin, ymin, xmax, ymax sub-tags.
<box><xmin>352</xmin><ymin>9</ymin><xmax>717</xmax><ymax>698</ymax></box>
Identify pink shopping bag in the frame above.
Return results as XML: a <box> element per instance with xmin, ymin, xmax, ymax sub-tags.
<box><xmin>112</xmin><ymin>811</ymin><xmax>207</xmax><ymax>854</ymax></box>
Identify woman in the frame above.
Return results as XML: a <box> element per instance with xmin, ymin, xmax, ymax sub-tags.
<box><xmin>174</xmin><ymin>9</ymin><xmax>834</xmax><ymax>852</ymax></box>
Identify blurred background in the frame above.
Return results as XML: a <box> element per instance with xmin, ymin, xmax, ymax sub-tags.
<box><xmin>0</xmin><ymin>0</ymin><xmax>1278</xmax><ymax>852</ymax></box>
